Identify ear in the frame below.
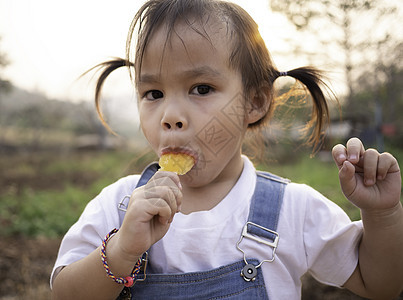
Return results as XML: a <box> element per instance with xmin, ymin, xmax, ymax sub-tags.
<box><xmin>245</xmin><ymin>89</ymin><xmax>270</xmax><ymax>125</ymax></box>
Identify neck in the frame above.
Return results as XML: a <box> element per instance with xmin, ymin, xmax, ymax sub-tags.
<box><xmin>180</xmin><ymin>156</ymin><xmax>244</xmax><ymax>214</ymax></box>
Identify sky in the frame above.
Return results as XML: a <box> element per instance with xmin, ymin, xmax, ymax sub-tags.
<box><xmin>0</xmin><ymin>0</ymin><xmax>299</xmax><ymax>103</ymax></box>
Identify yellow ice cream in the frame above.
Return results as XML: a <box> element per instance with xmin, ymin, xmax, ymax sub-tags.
<box><xmin>159</xmin><ymin>153</ymin><xmax>195</xmax><ymax>175</ymax></box>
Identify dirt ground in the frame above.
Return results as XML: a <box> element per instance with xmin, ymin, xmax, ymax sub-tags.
<box><xmin>0</xmin><ymin>237</ymin><xmax>60</xmax><ymax>299</ymax></box>
<box><xmin>2</xmin><ymin>237</ymin><xmax>399</xmax><ymax>300</ymax></box>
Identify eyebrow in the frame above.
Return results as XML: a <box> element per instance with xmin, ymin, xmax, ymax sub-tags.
<box><xmin>139</xmin><ymin>66</ymin><xmax>222</xmax><ymax>84</ymax></box>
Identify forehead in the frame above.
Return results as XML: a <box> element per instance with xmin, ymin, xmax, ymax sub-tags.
<box><xmin>138</xmin><ymin>18</ymin><xmax>233</xmax><ymax>78</ymax></box>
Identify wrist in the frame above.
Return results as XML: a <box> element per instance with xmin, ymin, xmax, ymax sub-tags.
<box><xmin>101</xmin><ymin>229</ymin><xmax>142</xmax><ymax>282</ymax></box>
<box><xmin>107</xmin><ymin>232</ymin><xmax>142</xmax><ymax>266</ymax></box>
<box><xmin>361</xmin><ymin>201</ymin><xmax>403</xmax><ymax>227</ymax></box>
<box><xmin>100</xmin><ymin>228</ymin><xmax>145</xmax><ymax>287</ymax></box>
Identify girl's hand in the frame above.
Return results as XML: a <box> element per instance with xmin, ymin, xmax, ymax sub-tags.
<box><xmin>332</xmin><ymin>137</ymin><xmax>401</xmax><ymax>211</ymax></box>
<box><xmin>114</xmin><ymin>171</ymin><xmax>182</xmax><ymax>261</ymax></box>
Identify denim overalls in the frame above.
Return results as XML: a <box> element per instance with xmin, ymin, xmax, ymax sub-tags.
<box><xmin>117</xmin><ymin>163</ymin><xmax>288</xmax><ymax>300</ymax></box>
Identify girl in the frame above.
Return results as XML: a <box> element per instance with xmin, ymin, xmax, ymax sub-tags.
<box><xmin>51</xmin><ymin>0</ymin><xmax>403</xmax><ymax>299</ymax></box>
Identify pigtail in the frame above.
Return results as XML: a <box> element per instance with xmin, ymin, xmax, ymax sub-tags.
<box><xmin>83</xmin><ymin>58</ymin><xmax>134</xmax><ymax>133</ymax></box>
<box><xmin>275</xmin><ymin>67</ymin><xmax>331</xmax><ymax>153</ymax></box>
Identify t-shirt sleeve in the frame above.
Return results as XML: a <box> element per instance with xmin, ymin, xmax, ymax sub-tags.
<box><xmin>50</xmin><ymin>175</ymin><xmax>140</xmax><ymax>288</ymax></box>
<box><xmin>302</xmin><ymin>185</ymin><xmax>363</xmax><ymax>287</ymax></box>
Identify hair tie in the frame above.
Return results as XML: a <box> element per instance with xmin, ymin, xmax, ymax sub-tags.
<box><xmin>279</xmin><ymin>71</ymin><xmax>288</xmax><ymax>77</ymax></box>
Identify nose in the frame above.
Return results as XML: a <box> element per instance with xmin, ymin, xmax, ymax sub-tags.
<box><xmin>163</xmin><ymin>121</ymin><xmax>184</xmax><ymax>130</ymax></box>
<box><xmin>161</xmin><ymin>100</ymin><xmax>188</xmax><ymax>131</ymax></box>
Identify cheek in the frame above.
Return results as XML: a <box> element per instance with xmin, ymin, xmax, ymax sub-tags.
<box><xmin>194</xmin><ymin>110</ymin><xmax>245</xmax><ymax>158</ymax></box>
<box><xmin>139</xmin><ymin>111</ymin><xmax>159</xmax><ymax>145</ymax></box>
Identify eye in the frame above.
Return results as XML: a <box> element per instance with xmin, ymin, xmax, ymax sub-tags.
<box><xmin>144</xmin><ymin>90</ymin><xmax>164</xmax><ymax>100</ymax></box>
<box><xmin>191</xmin><ymin>85</ymin><xmax>213</xmax><ymax>96</ymax></box>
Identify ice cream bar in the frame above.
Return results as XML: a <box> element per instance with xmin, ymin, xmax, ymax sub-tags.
<box><xmin>159</xmin><ymin>153</ymin><xmax>195</xmax><ymax>175</ymax></box>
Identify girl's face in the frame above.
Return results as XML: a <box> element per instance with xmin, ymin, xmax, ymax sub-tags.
<box><xmin>137</xmin><ymin>20</ymin><xmax>255</xmax><ymax>187</ymax></box>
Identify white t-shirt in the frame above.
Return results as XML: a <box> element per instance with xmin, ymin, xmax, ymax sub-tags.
<box><xmin>51</xmin><ymin>156</ymin><xmax>363</xmax><ymax>299</ymax></box>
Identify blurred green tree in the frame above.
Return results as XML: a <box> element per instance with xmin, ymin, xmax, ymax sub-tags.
<box><xmin>270</xmin><ymin>0</ymin><xmax>400</xmax><ymax>101</ymax></box>
<box><xmin>350</xmin><ymin>43</ymin><xmax>403</xmax><ymax>147</ymax></box>
<box><xmin>270</xmin><ymin>0</ymin><xmax>403</xmax><ymax>148</ymax></box>
<box><xmin>0</xmin><ymin>37</ymin><xmax>11</xmax><ymax>94</ymax></box>
<box><xmin>0</xmin><ymin>37</ymin><xmax>12</xmax><ymax>150</ymax></box>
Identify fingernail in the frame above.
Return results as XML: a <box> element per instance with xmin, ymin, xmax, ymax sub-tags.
<box><xmin>177</xmin><ymin>204</ymin><xmax>182</xmax><ymax>212</ymax></box>
<box><xmin>338</xmin><ymin>154</ymin><xmax>346</xmax><ymax>162</ymax></box>
<box><xmin>349</xmin><ymin>154</ymin><xmax>358</xmax><ymax>161</ymax></box>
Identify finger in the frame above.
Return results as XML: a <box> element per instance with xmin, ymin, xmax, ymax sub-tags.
<box><xmin>377</xmin><ymin>152</ymin><xmax>399</xmax><ymax>180</ymax></box>
<box><xmin>144</xmin><ymin>185</ymin><xmax>182</xmax><ymax>218</ymax></box>
<box><xmin>151</xmin><ymin>172</ymin><xmax>183</xmax><ymax>212</ymax></box>
<box><xmin>362</xmin><ymin>149</ymin><xmax>379</xmax><ymax>186</ymax></box>
<box><xmin>145</xmin><ymin>179</ymin><xmax>182</xmax><ymax>200</ymax></box>
<box><xmin>346</xmin><ymin>137</ymin><xmax>365</xmax><ymax>164</ymax></box>
<box><xmin>155</xmin><ymin>171</ymin><xmax>182</xmax><ymax>190</ymax></box>
<box><xmin>127</xmin><ymin>187</ymin><xmax>173</xmax><ymax>225</ymax></box>
<box><xmin>332</xmin><ymin>144</ymin><xmax>347</xmax><ymax>169</ymax></box>
<box><xmin>338</xmin><ymin>160</ymin><xmax>357</xmax><ymax>198</ymax></box>
<box><xmin>147</xmin><ymin>196</ymin><xmax>174</xmax><ymax>225</ymax></box>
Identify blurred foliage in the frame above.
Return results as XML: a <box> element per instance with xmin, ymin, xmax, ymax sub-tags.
<box><xmin>0</xmin><ymin>149</ymin><xmax>157</xmax><ymax>238</ymax></box>
<box><xmin>0</xmin><ymin>87</ymin><xmax>99</xmax><ymax>134</ymax></box>
<box><xmin>0</xmin><ymin>37</ymin><xmax>10</xmax><ymax>88</ymax></box>
<box><xmin>258</xmin><ymin>154</ymin><xmax>362</xmax><ymax>221</ymax></box>
<box><xmin>270</xmin><ymin>0</ymin><xmax>403</xmax><ymax>149</ymax></box>
<box><xmin>270</xmin><ymin>0</ymin><xmax>396</xmax><ymax>31</ymax></box>
<box><xmin>3</xmin><ymin>147</ymin><xmax>402</xmax><ymax>238</ymax></box>
<box><xmin>345</xmin><ymin>63</ymin><xmax>403</xmax><ymax>148</ymax></box>
<box><xmin>0</xmin><ymin>86</ymin><xmax>112</xmax><ymax>153</ymax></box>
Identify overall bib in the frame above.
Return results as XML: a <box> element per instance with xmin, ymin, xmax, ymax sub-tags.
<box><xmin>117</xmin><ymin>163</ymin><xmax>288</xmax><ymax>299</ymax></box>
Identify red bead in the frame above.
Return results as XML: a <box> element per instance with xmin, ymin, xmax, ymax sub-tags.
<box><xmin>124</xmin><ymin>276</ymin><xmax>134</xmax><ymax>287</ymax></box>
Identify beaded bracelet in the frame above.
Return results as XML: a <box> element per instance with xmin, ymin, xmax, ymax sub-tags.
<box><xmin>100</xmin><ymin>228</ymin><xmax>142</xmax><ymax>287</ymax></box>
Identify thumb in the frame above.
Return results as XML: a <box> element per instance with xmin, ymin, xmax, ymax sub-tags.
<box><xmin>339</xmin><ymin>160</ymin><xmax>357</xmax><ymax>198</ymax></box>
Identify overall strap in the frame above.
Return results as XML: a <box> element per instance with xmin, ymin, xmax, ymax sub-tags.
<box><xmin>247</xmin><ymin>171</ymin><xmax>289</xmax><ymax>241</ymax></box>
<box><xmin>118</xmin><ymin>162</ymin><xmax>159</xmax><ymax>226</ymax></box>
<box><xmin>135</xmin><ymin>162</ymin><xmax>159</xmax><ymax>188</ymax></box>
<box><xmin>237</xmin><ymin>171</ymin><xmax>289</xmax><ymax>281</ymax></box>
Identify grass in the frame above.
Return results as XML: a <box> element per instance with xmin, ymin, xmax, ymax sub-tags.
<box><xmin>0</xmin><ymin>149</ymin><xmax>156</xmax><ymax>237</ymax></box>
<box><xmin>1</xmin><ymin>147</ymin><xmax>401</xmax><ymax>237</ymax></box>
<box><xmin>258</xmin><ymin>154</ymin><xmax>362</xmax><ymax>220</ymax></box>
<box><xmin>1</xmin><ymin>187</ymin><xmax>89</xmax><ymax>237</ymax></box>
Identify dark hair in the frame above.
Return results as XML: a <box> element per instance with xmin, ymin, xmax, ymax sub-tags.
<box><xmin>92</xmin><ymin>0</ymin><xmax>331</xmax><ymax>152</ymax></box>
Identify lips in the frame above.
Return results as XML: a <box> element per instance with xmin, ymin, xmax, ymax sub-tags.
<box><xmin>160</xmin><ymin>146</ymin><xmax>198</xmax><ymax>166</ymax></box>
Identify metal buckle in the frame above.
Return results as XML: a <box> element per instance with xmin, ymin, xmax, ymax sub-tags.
<box><xmin>134</xmin><ymin>252</ymin><xmax>148</xmax><ymax>283</ymax></box>
<box><xmin>236</xmin><ymin>221</ymin><xmax>279</xmax><ymax>269</ymax></box>
<box><xmin>118</xmin><ymin>195</ymin><xmax>131</xmax><ymax>212</ymax></box>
